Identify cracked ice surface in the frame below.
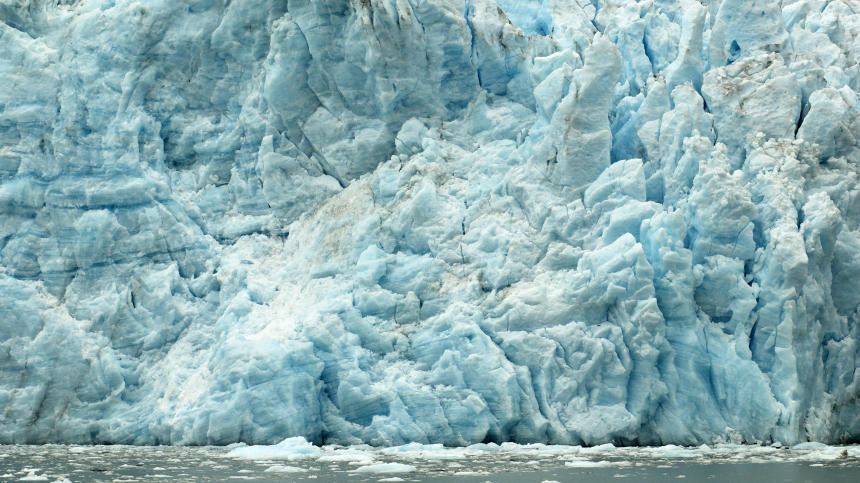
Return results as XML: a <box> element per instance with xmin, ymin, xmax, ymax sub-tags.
<box><xmin>2</xmin><ymin>0</ymin><xmax>860</xmax><ymax>446</ymax></box>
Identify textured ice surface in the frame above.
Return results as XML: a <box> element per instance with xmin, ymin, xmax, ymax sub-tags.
<box><xmin>3</xmin><ymin>0</ymin><xmax>860</xmax><ymax>447</ymax></box>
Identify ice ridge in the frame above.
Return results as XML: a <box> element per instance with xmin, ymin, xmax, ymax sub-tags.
<box><xmin>2</xmin><ymin>0</ymin><xmax>860</xmax><ymax>447</ymax></box>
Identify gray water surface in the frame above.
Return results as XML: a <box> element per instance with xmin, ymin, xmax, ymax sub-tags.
<box><xmin>2</xmin><ymin>444</ymin><xmax>859</xmax><ymax>483</ymax></box>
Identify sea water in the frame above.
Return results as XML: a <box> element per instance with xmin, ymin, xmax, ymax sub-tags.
<box><xmin>1</xmin><ymin>443</ymin><xmax>859</xmax><ymax>483</ymax></box>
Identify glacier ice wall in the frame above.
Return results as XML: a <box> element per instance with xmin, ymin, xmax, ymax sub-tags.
<box><xmin>2</xmin><ymin>0</ymin><xmax>860</xmax><ymax>446</ymax></box>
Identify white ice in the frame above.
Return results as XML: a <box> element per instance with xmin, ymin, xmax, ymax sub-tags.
<box><xmin>1</xmin><ymin>0</ymin><xmax>860</xmax><ymax>448</ymax></box>
<box><xmin>263</xmin><ymin>465</ymin><xmax>307</xmax><ymax>473</ymax></box>
<box><xmin>352</xmin><ymin>463</ymin><xmax>417</xmax><ymax>474</ymax></box>
<box><xmin>226</xmin><ymin>437</ymin><xmax>321</xmax><ymax>460</ymax></box>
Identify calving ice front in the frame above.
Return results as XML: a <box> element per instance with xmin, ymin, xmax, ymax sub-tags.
<box><xmin>0</xmin><ymin>0</ymin><xmax>858</xmax><ymax>447</ymax></box>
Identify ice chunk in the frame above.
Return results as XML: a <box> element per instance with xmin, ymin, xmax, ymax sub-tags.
<box><xmin>263</xmin><ymin>465</ymin><xmax>307</xmax><ymax>473</ymax></box>
<box><xmin>792</xmin><ymin>442</ymin><xmax>829</xmax><ymax>450</ymax></box>
<box><xmin>579</xmin><ymin>443</ymin><xmax>616</xmax><ymax>454</ymax></box>
<box><xmin>19</xmin><ymin>472</ymin><xmax>48</xmax><ymax>481</ymax></box>
<box><xmin>648</xmin><ymin>445</ymin><xmax>698</xmax><ymax>458</ymax></box>
<box><xmin>227</xmin><ymin>437</ymin><xmax>322</xmax><ymax>461</ymax></box>
<box><xmin>564</xmin><ymin>460</ymin><xmax>612</xmax><ymax>467</ymax></box>
<box><xmin>352</xmin><ymin>463</ymin><xmax>417</xmax><ymax>473</ymax></box>
<box><xmin>318</xmin><ymin>449</ymin><xmax>375</xmax><ymax>463</ymax></box>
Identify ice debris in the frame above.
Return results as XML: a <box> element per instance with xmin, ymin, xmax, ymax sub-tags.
<box><xmin>352</xmin><ymin>463</ymin><xmax>417</xmax><ymax>474</ymax></box>
<box><xmin>19</xmin><ymin>472</ymin><xmax>47</xmax><ymax>482</ymax></box>
<box><xmin>1</xmin><ymin>0</ymin><xmax>860</xmax><ymax>448</ymax></box>
<box><xmin>564</xmin><ymin>460</ymin><xmax>613</xmax><ymax>468</ymax></box>
<box><xmin>263</xmin><ymin>465</ymin><xmax>307</xmax><ymax>473</ymax></box>
<box><xmin>226</xmin><ymin>437</ymin><xmax>322</xmax><ymax>460</ymax></box>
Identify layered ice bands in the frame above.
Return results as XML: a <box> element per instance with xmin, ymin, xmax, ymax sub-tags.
<box><xmin>2</xmin><ymin>0</ymin><xmax>860</xmax><ymax>447</ymax></box>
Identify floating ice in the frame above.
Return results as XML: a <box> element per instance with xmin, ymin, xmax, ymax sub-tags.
<box><xmin>380</xmin><ymin>444</ymin><xmax>466</xmax><ymax>460</ymax></box>
<box><xmin>1</xmin><ymin>0</ymin><xmax>860</xmax><ymax>448</ymax></box>
<box><xmin>263</xmin><ymin>465</ymin><xmax>307</xmax><ymax>473</ymax></box>
<box><xmin>565</xmin><ymin>460</ymin><xmax>612</xmax><ymax>468</ymax></box>
<box><xmin>19</xmin><ymin>471</ymin><xmax>48</xmax><ymax>481</ymax></box>
<box><xmin>317</xmin><ymin>450</ymin><xmax>375</xmax><ymax>463</ymax></box>
<box><xmin>646</xmin><ymin>446</ymin><xmax>699</xmax><ymax>459</ymax></box>
<box><xmin>352</xmin><ymin>463</ymin><xmax>417</xmax><ymax>474</ymax></box>
<box><xmin>226</xmin><ymin>437</ymin><xmax>322</xmax><ymax>460</ymax></box>
<box><xmin>793</xmin><ymin>442</ymin><xmax>831</xmax><ymax>450</ymax></box>
<box><xmin>0</xmin><ymin>441</ymin><xmax>853</xmax><ymax>481</ymax></box>
<box><xmin>580</xmin><ymin>444</ymin><xmax>617</xmax><ymax>454</ymax></box>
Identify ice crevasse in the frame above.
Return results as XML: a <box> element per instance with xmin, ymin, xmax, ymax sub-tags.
<box><xmin>2</xmin><ymin>0</ymin><xmax>860</xmax><ymax>447</ymax></box>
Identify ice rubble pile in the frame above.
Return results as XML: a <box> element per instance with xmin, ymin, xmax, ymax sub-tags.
<box><xmin>2</xmin><ymin>0</ymin><xmax>860</xmax><ymax>446</ymax></box>
<box><xmin>223</xmin><ymin>436</ymin><xmax>860</xmax><ymax>468</ymax></box>
<box><xmin>222</xmin><ymin>436</ymin><xmax>860</xmax><ymax>474</ymax></box>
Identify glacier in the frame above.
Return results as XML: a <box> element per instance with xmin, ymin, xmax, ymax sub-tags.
<box><xmin>2</xmin><ymin>0</ymin><xmax>860</xmax><ymax>447</ymax></box>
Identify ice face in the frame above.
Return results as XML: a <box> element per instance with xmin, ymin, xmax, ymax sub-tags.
<box><xmin>2</xmin><ymin>0</ymin><xmax>860</xmax><ymax>447</ymax></box>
